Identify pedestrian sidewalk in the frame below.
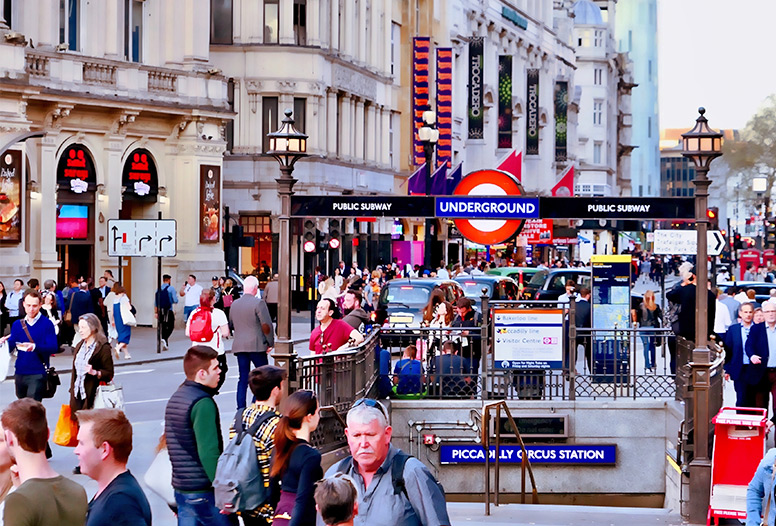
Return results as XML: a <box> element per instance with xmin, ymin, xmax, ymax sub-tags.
<box><xmin>37</xmin><ymin>313</ymin><xmax>318</xmax><ymax>373</ymax></box>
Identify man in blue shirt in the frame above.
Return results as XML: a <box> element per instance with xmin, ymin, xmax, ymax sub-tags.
<box><xmin>155</xmin><ymin>274</ymin><xmax>178</xmax><ymax>350</ymax></box>
<box><xmin>393</xmin><ymin>345</ymin><xmax>424</xmax><ymax>395</ymax></box>
<box><xmin>1</xmin><ymin>289</ymin><xmax>59</xmax><ymax>401</ymax></box>
<box><xmin>723</xmin><ymin>302</ymin><xmax>755</xmax><ymax>407</ymax></box>
<box><xmin>74</xmin><ymin>409</ymin><xmax>152</xmax><ymax>526</ymax></box>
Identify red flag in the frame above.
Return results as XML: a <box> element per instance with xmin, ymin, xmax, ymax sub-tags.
<box><xmin>551</xmin><ymin>166</ymin><xmax>574</xmax><ymax>197</ymax></box>
<box><xmin>497</xmin><ymin>150</ymin><xmax>522</xmax><ymax>182</ymax></box>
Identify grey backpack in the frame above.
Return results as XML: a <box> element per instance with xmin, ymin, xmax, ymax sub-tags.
<box><xmin>214</xmin><ymin>409</ymin><xmax>275</xmax><ymax>513</ymax></box>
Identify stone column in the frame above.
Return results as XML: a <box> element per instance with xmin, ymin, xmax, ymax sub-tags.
<box><xmin>330</xmin><ymin>0</ymin><xmax>339</xmax><ymax>52</ymax></box>
<box><xmin>365</xmin><ymin>103</ymin><xmax>376</xmax><ymax>162</ymax></box>
<box><xmin>308</xmin><ymin>0</ymin><xmax>320</xmax><ymax>46</ymax></box>
<box><xmin>316</xmin><ymin>94</ymin><xmax>327</xmax><ymax>156</ymax></box>
<box><xmin>37</xmin><ymin>0</ymin><xmax>59</xmax><ymax>49</ymax></box>
<box><xmin>381</xmin><ymin>107</ymin><xmax>391</xmax><ymax>167</ymax></box>
<box><xmin>370</xmin><ymin>0</ymin><xmax>381</xmax><ymax>69</ymax></box>
<box><xmin>357</xmin><ymin>0</ymin><xmax>367</xmax><ymax>64</ymax></box>
<box><xmin>183</xmin><ymin>0</ymin><xmax>210</xmax><ymax>64</ymax></box>
<box><xmin>354</xmin><ymin>99</ymin><xmax>365</xmax><ymax>161</ymax></box>
<box><xmin>382</xmin><ymin>0</ymin><xmax>392</xmax><ymax>75</ymax></box>
<box><xmin>342</xmin><ymin>0</ymin><xmax>354</xmax><ymax>59</ymax></box>
<box><xmin>33</xmin><ymin>135</ymin><xmax>61</xmax><ymax>282</ymax></box>
<box><xmin>327</xmin><ymin>90</ymin><xmax>338</xmax><ymax>156</ymax></box>
<box><xmin>279</xmin><ymin>0</ymin><xmax>294</xmax><ymax>45</ymax></box>
<box><xmin>339</xmin><ymin>94</ymin><xmax>352</xmax><ymax>159</ymax></box>
<box><xmin>103</xmin><ymin>0</ymin><xmax>120</xmax><ymax>58</ymax></box>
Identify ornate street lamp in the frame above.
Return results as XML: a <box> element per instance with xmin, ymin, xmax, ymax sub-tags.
<box><xmin>680</xmin><ymin>107</ymin><xmax>722</xmax><ymax>524</ymax></box>
<box><xmin>267</xmin><ymin>109</ymin><xmax>308</xmax><ymax>378</ymax></box>
<box><xmin>419</xmin><ymin>110</ymin><xmax>439</xmax><ymax>269</ymax></box>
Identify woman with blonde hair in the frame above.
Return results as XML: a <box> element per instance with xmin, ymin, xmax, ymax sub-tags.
<box><xmin>634</xmin><ymin>290</ymin><xmax>662</xmax><ymax>373</ymax></box>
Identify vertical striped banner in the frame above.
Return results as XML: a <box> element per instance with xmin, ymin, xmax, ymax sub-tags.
<box><xmin>436</xmin><ymin>48</ymin><xmax>453</xmax><ymax>168</ymax></box>
<box><xmin>412</xmin><ymin>37</ymin><xmax>431</xmax><ymax>166</ymax></box>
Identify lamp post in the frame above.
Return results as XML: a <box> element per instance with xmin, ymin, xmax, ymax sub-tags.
<box><xmin>267</xmin><ymin>109</ymin><xmax>308</xmax><ymax>387</ymax></box>
<box><xmin>419</xmin><ymin>110</ymin><xmax>439</xmax><ymax>270</ymax></box>
<box><xmin>680</xmin><ymin>107</ymin><xmax>723</xmax><ymax>523</ymax></box>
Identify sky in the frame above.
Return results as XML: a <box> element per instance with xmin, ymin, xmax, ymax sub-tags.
<box><xmin>658</xmin><ymin>0</ymin><xmax>776</xmax><ymax>131</ymax></box>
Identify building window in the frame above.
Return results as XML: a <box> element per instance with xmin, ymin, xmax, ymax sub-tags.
<box><xmin>226</xmin><ymin>79</ymin><xmax>235</xmax><ymax>152</ymax></box>
<box><xmin>264</xmin><ymin>0</ymin><xmax>279</xmax><ymax>43</ymax></box>
<box><xmin>2</xmin><ymin>0</ymin><xmax>11</xmax><ymax>28</ymax></box>
<box><xmin>577</xmin><ymin>29</ymin><xmax>590</xmax><ymax>48</ymax></box>
<box><xmin>262</xmin><ymin>96</ymin><xmax>279</xmax><ymax>153</ymax></box>
<box><xmin>389</xmin><ymin>112</ymin><xmax>394</xmax><ymax>167</ymax></box>
<box><xmin>593</xmin><ymin>100</ymin><xmax>603</xmax><ymax>126</ymax></box>
<box><xmin>647</xmin><ymin>116</ymin><xmax>652</xmax><ymax>138</ymax></box>
<box><xmin>391</xmin><ymin>22</ymin><xmax>400</xmax><ymax>80</ymax></box>
<box><xmin>241</xmin><ymin>215</ymin><xmax>272</xmax><ymax>234</ymax></box>
<box><xmin>293</xmin><ymin>0</ymin><xmax>306</xmax><ymax>45</ymax></box>
<box><xmin>648</xmin><ymin>60</ymin><xmax>652</xmax><ymax>82</ymax></box>
<box><xmin>593</xmin><ymin>142</ymin><xmax>602</xmax><ymax>164</ymax></box>
<box><xmin>59</xmin><ymin>0</ymin><xmax>79</xmax><ymax>50</ymax></box>
<box><xmin>240</xmin><ymin>215</ymin><xmax>273</xmax><ymax>276</ymax></box>
<box><xmin>594</xmin><ymin>30</ymin><xmax>603</xmax><ymax>47</ymax></box>
<box><xmin>594</xmin><ymin>68</ymin><xmax>602</xmax><ymax>85</ymax></box>
<box><xmin>124</xmin><ymin>0</ymin><xmax>143</xmax><ymax>62</ymax></box>
<box><xmin>293</xmin><ymin>97</ymin><xmax>306</xmax><ymax>133</ymax></box>
<box><xmin>211</xmin><ymin>0</ymin><xmax>233</xmax><ymax>45</ymax></box>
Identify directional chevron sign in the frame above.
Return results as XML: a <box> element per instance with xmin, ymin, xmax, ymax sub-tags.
<box><xmin>652</xmin><ymin>229</ymin><xmax>725</xmax><ymax>256</ymax></box>
<box><xmin>107</xmin><ymin>219</ymin><xmax>177</xmax><ymax>257</ymax></box>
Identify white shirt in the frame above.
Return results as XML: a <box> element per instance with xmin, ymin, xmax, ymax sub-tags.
<box><xmin>713</xmin><ymin>299</ymin><xmax>733</xmax><ymax>334</ymax></box>
<box><xmin>183</xmin><ymin>283</ymin><xmax>204</xmax><ymax>307</ymax></box>
<box><xmin>437</xmin><ymin>268</ymin><xmax>450</xmax><ymax>279</ymax></box>
<box><xmin>186</xmin><ymin>307</ymin><xmax>229</xmax><ymax>354</ymax></box>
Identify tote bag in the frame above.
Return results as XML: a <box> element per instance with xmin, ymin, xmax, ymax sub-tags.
<box><xmin>53</xmin><ymin>405</ymin><xmax>78</xmax><ymax>447</ymax></box>
<box><xmin>93</xmin><ymin>383</ymin><xmax>125</xmax><ymax>410</ymax></box>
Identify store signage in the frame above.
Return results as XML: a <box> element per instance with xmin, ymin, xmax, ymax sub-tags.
<box><xmin>199</xmin><ymin>165</ymin><xmax>221</xmax><ymax>243</ymax></box>
<box><xmin>57</xmin><ymin>144</ymin><xmax>96</xmax><ymax>193</ymax></box>
<box><xmin>539</xmin><ymin>197</ymin><xmax>695</xmax><ymax>219</ymax></box>
<box><xmin>122</xmin><ymin>149</ymin><xmax>158</xmax><ymax>199</ymax></box>
<box><xmin>0</xmin><ymin>150</ymin><xmax>22</xmax><ymax>244</ymax></box>
<box><xmin>498</xmin><ymin>55</ymin><xmax>512</xmax><ymax>149</ymax></box>
<box><xmin>493</xmin><ymin>309</ymin><xmax>564</xmax><ymax>369</ymax></box>
<box><xmin>436</xmin><ymin>48</ymin><xmax>453</xmax><ymax>167</ymax></box>
<box><xmin>468</xmin><ymin>37</ymin><xmax>484</xmax><ymax>139</ymax></box>
<box><xmin>526</xmin><ymin>69</ymin><xmax>539</xmax><ymax>155</ymax></box>
<box><xmin>440</xmin><ymin>444</ymin><xmax>616</xmax><ymax>465</ymax></box>
<box><xmin>107</xmin><ymin>219</ymin><xmax>177</xmax><ymax>257</ymax></box>
<box><xmin>412</xmin><ymin>37</ymin><xmax>431</xmax><ymax>166</ymax></box>
<box><xmin>554</xmin><ymin>81</ymin><xmax>568</xmax><ymax>161</ymax></box>
<box><xmin>520</xmin><ymin>219</ymin><xmax>553</xmax><ymax>244</ymax></box>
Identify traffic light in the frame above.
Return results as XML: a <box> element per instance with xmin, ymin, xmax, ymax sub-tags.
<box><xmin>766</xmin><ymin>217</ymin><xmax>776</xmax><ymax>249</ymax></box>
<box><xmin>734</xmin><ymin>232</ymin><xmax>743</xmax><ymax>250</ymax></box>
<box><xmin>303</xmin><ymin>219</ymin><xmax>317</xmax><ymax>253</ymax></box>
<box><xmin>706</xmin><ymin>207</ymin><xmax>719</xmax><ymax>230</ymax></box>
<box><xmin>328</xmin><ymin>219</ymin><xmax>341</xmax><ymax>250</ymax></box>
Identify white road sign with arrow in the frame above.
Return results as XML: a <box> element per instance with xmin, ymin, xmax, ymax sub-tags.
<box><xmin>652</xmin><ymin>229</ymin><xmax>725</xmax><ymax>256</ymax></box>
<box><xmin>108</xmin><ymin>219</ymin><xmax>177</xmax><ymax>257</ymax></box>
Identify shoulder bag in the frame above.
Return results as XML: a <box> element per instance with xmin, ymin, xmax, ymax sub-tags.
<box><xmin>63</xmin><ymin>292</ymin><xmax>75</xmax><ymax>324</ymax></box>
<box><xmin>94</xmin><ymin>382</ymin><xmax>124</xmax><ymax>410</ymax></box>
<box><xmin>21</xmin><ymin>320</ymin><xmax>60</xmax><ymax>398</ymax></box>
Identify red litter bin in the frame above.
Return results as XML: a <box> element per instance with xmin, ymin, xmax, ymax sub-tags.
<box><xmin>707</xmin><ymin>407</ymin><xmax>768</xmax><ymax>526</ymax></box>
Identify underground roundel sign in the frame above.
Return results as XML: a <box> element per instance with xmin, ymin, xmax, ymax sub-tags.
<box><xmin>452</xmin><ymin>169</ymin><xmax>526</xmax><ymax>245</ymax></box>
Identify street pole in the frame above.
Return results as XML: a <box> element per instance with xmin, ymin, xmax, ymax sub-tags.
<box><xmin>157</xmin><ymin>210</ymin><xmax>162</xmax><ymax>354</ymax></box>
<box><xmin>424</xmin><ymin>141</ymin><xmax>434</xmax><ymax>271</ymax></box>
<box><xmin>274</xmin><ymin>166</ymin><xmax>297</xmax><ymax>392</ymax></box>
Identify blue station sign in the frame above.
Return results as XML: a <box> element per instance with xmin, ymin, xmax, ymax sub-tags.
<box><xmin>435</xmin><ymin>196</ymin><xmax>540</xmax><ymax>219</ymax></box>
<box><xmin>439</xmin><ymin>444</ymin><xmax>617</xmax><ymax>465</ymax></box>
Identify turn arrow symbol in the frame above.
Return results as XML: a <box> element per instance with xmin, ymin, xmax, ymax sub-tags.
<box><xmin>159</xmin><ymin>235</ymin><xmax>172</xmax><ymax>252</ymax></box>
<box><xmin>138</xmin><ymin>235</ymin><xmax>152</xmax><ymax>251</ymax></box>
<box><xmin>111</xmin><ymin>225</ymin><xmax>120</xmax><ymax>252</ymax></box>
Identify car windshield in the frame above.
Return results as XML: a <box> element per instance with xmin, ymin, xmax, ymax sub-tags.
<box><xmin>459</xmin><ymin>281</ymin><xmax>494</xmax><ymax>299</ymax></box>
<box><xmin>528</xmin><ymin>271</ymin><xmax>548</xmax><ymax>286</ymax></box>
<box><xmin>380</xmin><ymin>285</ymin><xmax>431</xmax><ymax>306</ymax></box>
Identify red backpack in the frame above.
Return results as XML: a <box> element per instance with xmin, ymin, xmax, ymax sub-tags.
<box><xmin>189</xmin><ymin>308</ymin><xmax>214</xmax><ymax>342</ymax></box>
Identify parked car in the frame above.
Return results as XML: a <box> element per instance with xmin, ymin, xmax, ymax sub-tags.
<box><xmin>717</xmin><ymin>281</ymin><xmax>775</xmax><ymax>305</ymax></box>
<box><xmin>522</xmin><ymin>268</ymin><xmax>592</xmax><ymax>302</ymax></box>
<box><xmin>454</xmin><ymin>275</ymin><xmax>519</xmax><ymax>309</ymax></box>
<box><xmin>374</xmin><ymin>278</ymin><xmax>465</xmax><ymax>328</ymax></box>
<box><xmin>486</xmin><ymin>267</ymin><xmax>541</xmax><ymax>296</ymax></box>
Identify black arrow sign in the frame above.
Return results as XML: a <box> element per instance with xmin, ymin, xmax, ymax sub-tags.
<box><xmin>710</xmin><ymin>231</ymin><xmax>724</xmax><ymax>255</ymax></box>
<box><xmin>159</xmin><ymin>235</ymin><xmax>172</xmax><ymax>252</ymax></box>
<box><xmin>138</xmin><ymin>235</ymin><xmax>152</xmax><ymax>251</ymax></box>
<box><xmin>111</xmin><ymin>225</ymin><xmax>121</xmax><ymax>252</ymax></box>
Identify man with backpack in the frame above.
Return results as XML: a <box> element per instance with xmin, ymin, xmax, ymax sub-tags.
<box><xmin>320</xmin><ymin>398</ymin><xmax>450</xmax><ymax>526</ymax></box>
<box><xmin>186</xmin><ymin>289</ymin><xmax>230</xmax><ymax>391</ymax></box>
<box><xmin>214</xmin><ymin>365</ymin><xmax>286</xmax><ymax>526</ymax></box>
<box><xmin>155</xmin><ymin>274</ymin><xmax>178</xmax><ymax>351</ymax></box>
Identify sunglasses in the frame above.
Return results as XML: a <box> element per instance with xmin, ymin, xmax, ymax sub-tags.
<box><xmin>351</xmin><ymin>398</ymin><xmax>387</xmax><ymax>418</ymax></box>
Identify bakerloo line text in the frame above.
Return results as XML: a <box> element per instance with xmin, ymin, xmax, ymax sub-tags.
<box><xmin>450</xmin><ymin>448</ymin><xmax>607</xmax><ymax>461</ymax></box>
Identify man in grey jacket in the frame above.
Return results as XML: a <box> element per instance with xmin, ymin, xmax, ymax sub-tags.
<box><xmin>229</xmin><ymin>276</ymin><xmax>275</xmax><ymax>408</ymax></box>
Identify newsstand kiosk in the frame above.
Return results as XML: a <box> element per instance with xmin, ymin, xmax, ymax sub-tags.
<box><xmin>707</xmin><ymin>407</ymin><xmax>768</xmax><ymax>525</ymax></box>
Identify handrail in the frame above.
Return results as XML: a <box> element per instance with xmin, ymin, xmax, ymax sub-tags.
<box><xmin>481</xmin><ymin>401</ymin><xmax>539</xmax><ymax>514</ymax></box>
<box><xmin>318</xmin><ymin>405</ymin><xmax>347</xmax><ymax>427</ymax></box>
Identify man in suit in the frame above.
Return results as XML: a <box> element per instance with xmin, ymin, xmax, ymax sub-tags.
<box><xmin>665</xmin><ymin>263</ymin><xmax>716</xmax><ymax>342</ymax></box>
<box><xmin>229</xmin><ymin>275</ymin><xmax>274</xmax><ymax>408</ymax></box>
<box><xmin>91</xmin><ymin>276</ymin><xmax>110</xmax><ymax>334</ymax></box>
<box><xmin>745</xmin><ymin>302</ymin><xmax>776</xmax><ymax>411</ymax></box>
<box><xmin>723</xmin><ymin>302</ymin><xmax>754</xmax><ymax>407</ymax></box>
<box><xmin>574</xmin><ymin>287</ymin><xmax>592</xmax><ymax>372</ymax></box>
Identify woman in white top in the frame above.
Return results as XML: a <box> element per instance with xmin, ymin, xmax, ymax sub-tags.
<box><xmin>185</xmin><ymin>288</ymin><xmax>230</xmax><ymax>390</ymax></box>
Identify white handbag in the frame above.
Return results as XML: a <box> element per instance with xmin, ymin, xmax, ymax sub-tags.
<box><xmin>120</xmin><ymin>297</ymin><xmax>137</xmax><ymax>327</ymax></box>
<box><xmin>93</xmin><ymin>382</ymin><xmax>124</xmax><ymax>410</ymax></box>
<box><xmin>144</xmin><ymin>447</ymin><xmax>176</xmax><ymax>508</ymax></box>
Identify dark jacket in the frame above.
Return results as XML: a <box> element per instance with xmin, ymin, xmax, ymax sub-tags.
<box><xmin>574</xmin><ymin>299</ymin><xmax>592</xmax><ymax>330</ymax></box>
<box><xmin>724</xmin><ymin>322</ymin><xmax>752</xmax><ymax>383</ymax></box>
<box><xmin>342</xmin><ymin>307</ymin><xmax>369</xmax><ymax>332</ymax></box>
<box><xmin>165</xmin><ymin>380</ymin><xmax>219</xmax><ymax>491</ymax></box>
<box><xmin>451</xmin><ymin>309</ymin><xmax>483</xmax><ymax>360</ymax></box>
<box><xmin>69</xmin><ymin>338</ymin><xmax>115</xmax><ymax>411</ymax></box>
<box><xmin>69</xmin><ymin>289</ymin><xmax>94</xmax><ymax>322</ymax></box>
<box><xmin>229</xmin><ymin>294</ymin><xmax>274</xmax><ymax>353</ymax></box>
<box><xmin>745</xmin><ymin>322</ymin><xmax>772</xmax><ymax>385</ymax></box>
<box><xmin>665</xmin><ymin>283</ymin><xmax>716</xmax><ymax>341</ymax></box>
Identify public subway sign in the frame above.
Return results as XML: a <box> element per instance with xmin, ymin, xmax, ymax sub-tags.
<box><xmin>291</xmin><ymin>196</ymin><xmax>436</xmax><ymax>218</ymax></box>
<box><xmin>539</xmin><ymin>197</ymin><xmax>695</xmax><ymax>220</ymax></box>
<box><xmin>439</xmin><ymin>444</ymin><xmax>617</xmax><ymax>465</ymax></box>
<box><xmin>436</xmin><ymin>197</ymin><xmax>539</xmax><ymax>219</ymax></box>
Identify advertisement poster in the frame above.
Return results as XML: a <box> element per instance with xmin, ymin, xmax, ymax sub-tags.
<box><xmin>554</xmin><ymin>81</ymin><xmax>568</xmax><ymax>161</ymax></box>
<box><xmin>412</xmin><ymin>37</ymin><xmax>431</xmax><ymax>166</ymax></box>
<box><xmin>122</xmin><ymin>149</ymin><xmax>158</xmax><ymax>199</ymax></box>
<box><xmin>498</xmin><ymin>55</ymin><xmax>512</xmax><ymax>149</ymax></box>
<box><xmin>436</xmin><ymin>47</ymin><xmax>453</xmax><ymax>167</ymax></box>
<box><xmin>493</xmin><ymin>309</ymin><xmax>564</xmax><ymax>369</ymax></box>
<box><xmin>0</xmin><ymin>150</ymin><xmax>22</xmax><ymax>243</ymax></box>
<box><xmin>519</xmin><ymin>219</ymin><xmax>553</xmax><ymax>244</ymax></box>
<box><xmin>199</xmin><ymin>165</ymin><xmax>221</xmax><ymax>243</ymax></box>
<box><xmin>468</xmin><ymin>37</ymin><xmax>484</xmax><ymax>139</ymax></box>
<box><xmin>526</xmin><ymin>69</ymin><xmax>540</xmax><ymax>155</ymax></box>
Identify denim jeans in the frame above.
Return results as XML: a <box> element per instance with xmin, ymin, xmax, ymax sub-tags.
<box><xmin>15</xmin><ymin>374</ymin><xmax>46</xmax><ymax>401</ymax></box>
<box><xmin>183</xmin><ymin>305</ymin><xmax>197</xmax><ymax>322</ymax></box>
<box><xmin>640</xmin><ymin>335</ymin><xmax>656</xmax><ymax>369</ymax></box>
<box><xmin>174</xmin><ymin>490</ymin><xmax>236</xmax><ymax>526</ymax></box>
<box><xmin>236</xmin><ymin>352</ymin><xmax>268</xmax><ymax>408</ymax></box>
